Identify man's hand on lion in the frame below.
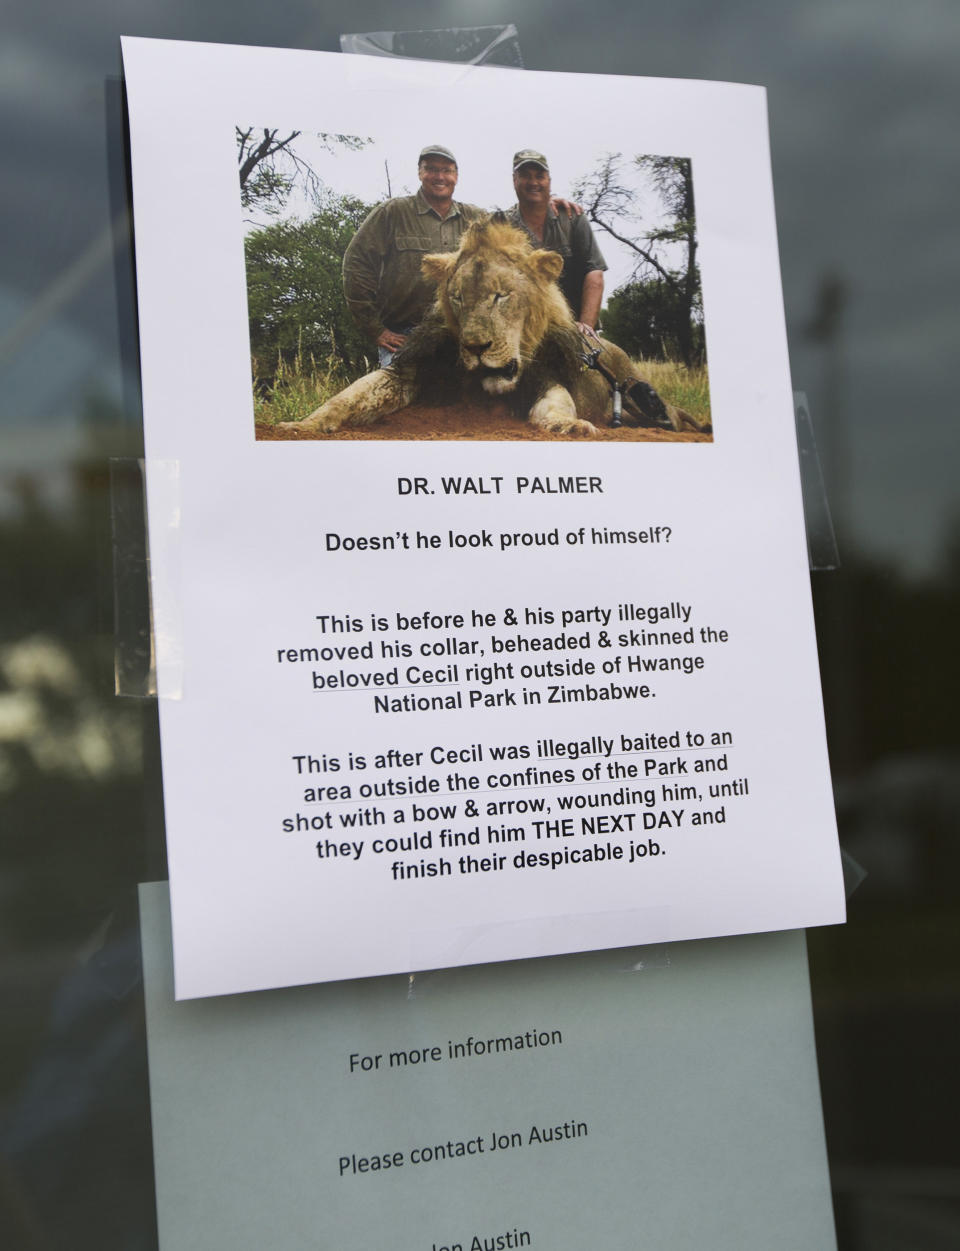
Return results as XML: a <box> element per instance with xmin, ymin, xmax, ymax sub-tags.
<box><xmin>376</xmin><ymin>328</ymin><xmax>407</xmax><ymax>351</ymax></box>
<box><xmin>577</xmin><ymin>322</ymin><xmax>601</xmax><ymax>341</ymax></box>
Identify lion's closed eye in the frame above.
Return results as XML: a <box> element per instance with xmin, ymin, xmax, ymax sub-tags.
<box><xmin>492</xmin><ymin>292</ymin><xmax>511</xmax><ymax>305</ymax></box>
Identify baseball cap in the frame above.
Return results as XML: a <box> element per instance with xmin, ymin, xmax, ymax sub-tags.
<box><xmin>419</xmin><ymin>145</ymin><xmax>458</xmax><ymax>165</ymax></box>
<box><xmin>513</xmin><ymin>149</ymin><xmax>549</xmax><ymax>172</ymax></box>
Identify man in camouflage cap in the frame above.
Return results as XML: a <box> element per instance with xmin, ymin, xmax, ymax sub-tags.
<box><xmin>508</xmin><ymin>148</ymin><xmax>607</xmax><ymax>340</ymax></box>
<box><xmin>342</xmin><ymin>145</ymin><xmax>485</xmax><ymax>365</ymax></box>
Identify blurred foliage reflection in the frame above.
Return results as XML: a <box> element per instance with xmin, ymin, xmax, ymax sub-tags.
<box><xmin>0</xmin><ymin>407</ymin><xmax>162</xmax><ymax>1250</ymax></box>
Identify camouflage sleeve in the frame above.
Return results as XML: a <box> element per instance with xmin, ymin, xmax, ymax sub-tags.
<box><xmin>342</xmin><ymin>203</ymin><xmax>392</xmax><ymax>342</ymax></box>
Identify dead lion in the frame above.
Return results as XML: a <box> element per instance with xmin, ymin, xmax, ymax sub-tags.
<box><xmin>279</xmin><ymin>216</ymin><xmax>704</xmax><ymax>438</ymax></box>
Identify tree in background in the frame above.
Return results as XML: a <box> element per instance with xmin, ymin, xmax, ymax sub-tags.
<box><xmin>602</xmin><ymin>278</ymin><xmax>706</xmax><ymax>367</ymax></box>
<box><xmin>244</xmin><ymin>191</ymin><xmax>375</xmax><ymax>380</ymax></box>
<box><xmin>575</xmin><ymin>154</ymin><xmax>704</xmax><ymax>365</ymax></box>
<box><xmin>237</xmin><ymin>127</ymin><xmax>371</xmax><ymax>216</ymax></box>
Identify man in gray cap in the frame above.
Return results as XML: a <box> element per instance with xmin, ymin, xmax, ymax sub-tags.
<box><xmin>508</xmin><ymin>149</ymin><xmax>607</xmax><ymax>340</ymax></box>
<box><xmin>342</xmin><ymin>145</ymin><xmax>485</xmax><ymax>365</ymax></box>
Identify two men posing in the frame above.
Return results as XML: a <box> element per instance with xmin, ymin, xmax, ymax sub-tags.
<box><xmin>342</xmin><ymin>145</ymin><xmax>607</xmax><ymax>366</ymax></box>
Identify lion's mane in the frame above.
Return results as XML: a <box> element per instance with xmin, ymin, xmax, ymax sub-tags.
<box><xmin>391</xmin><ymin>215</ymin><xmax>584</xmax><ymax>414</ymax></box>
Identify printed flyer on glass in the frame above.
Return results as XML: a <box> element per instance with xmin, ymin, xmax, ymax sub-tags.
<box><xmin>122</xmin><ymin>37</ymin><xmax>845</xmax><ymax>998</ymax></box>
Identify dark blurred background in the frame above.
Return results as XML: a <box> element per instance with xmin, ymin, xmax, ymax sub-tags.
<box><xmin>1</xmin><ymin>4</ymin><xmax>957</xmax><ymax>1247</ymax></box>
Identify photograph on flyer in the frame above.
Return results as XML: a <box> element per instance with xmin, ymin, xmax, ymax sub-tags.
<box><xmin>239</xmin><ymin>128</ymin><xmax>712</xmax><ymax>443</ymax></box>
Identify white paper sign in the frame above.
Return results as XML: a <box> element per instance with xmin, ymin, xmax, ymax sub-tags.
<box><xmin>122</xmin><ymin>37</ymin><xmax>845</xmax><ymax>998</ymax></box>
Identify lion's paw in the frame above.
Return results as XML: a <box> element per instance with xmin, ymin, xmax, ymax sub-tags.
<box><xmin>275</xmin><ymin>418</ymin><xmax>333</xmax><ymax>437</ymax></box>
<box><xmin>540</xmin><ymin>416</ymin><xmax>598</xmax><ymax>438</ymax></box>
<box><xmin>276</xmin><ymin>402</ymin><xmax>348</xmax><ymax>435</ymax></box>
<box><xmin>529</xmin><ymin>385</ymin><xmax>596</xmax><ymax>438</ymax></box>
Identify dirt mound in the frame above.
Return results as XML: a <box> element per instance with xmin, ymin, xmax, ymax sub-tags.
<box><xmin>256</xmin><ymin>402</ymin><xmax>711</xmax><ymax>443</ymax></box>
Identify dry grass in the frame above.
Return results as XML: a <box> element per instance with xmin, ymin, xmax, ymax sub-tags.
<box><xmin>253</xmin><ymin>349</ymin><xmax>353</xmax><ymax>426</ymax></box>
<box><xmin>633</xmin><ymin>358</ymin><xmax>711</xmax><ymax>427</ymax></box>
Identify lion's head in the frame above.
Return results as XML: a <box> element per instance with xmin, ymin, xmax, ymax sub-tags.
<box><xmin>421</xmin><ymin>216</ymin><xmax>574</xmax><ymax>395</ymax></box>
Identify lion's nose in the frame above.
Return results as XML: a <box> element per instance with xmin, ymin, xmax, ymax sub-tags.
<box><xmin>462</xmin><ymin>340</ymin><xmax>492</xmax><ymax>360</ymax></box>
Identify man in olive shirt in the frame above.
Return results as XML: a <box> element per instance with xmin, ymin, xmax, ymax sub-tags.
<box><xmin>507</xmin><ymin>149</ymin><xmax>607</xmax><ymax>340</ymax></box>
<box><xmin>342</xmin><ymin>145</ymin><xmax>484</xmax><ymax>366</ymax></box>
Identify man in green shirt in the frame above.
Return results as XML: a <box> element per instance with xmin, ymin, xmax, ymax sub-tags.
<box><xmin>342</xmin><ymin>145</ymin><xmax>485</xmax><ymax>366</ymax></box>
<box><xmin>507</xmin><ymin>148</ymin><xmax>608</xmax><ymax>341</ymax></box>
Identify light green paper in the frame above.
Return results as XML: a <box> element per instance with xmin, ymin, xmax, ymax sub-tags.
<box><xmin>139</xmin><ymin>881</ymin><xmax>836</xmax><ymax>1250</ymax></box>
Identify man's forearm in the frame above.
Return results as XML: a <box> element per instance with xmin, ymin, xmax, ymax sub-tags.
<box><xmin>343</xmin><ymin>260</ymin><xmax>384</xmax><ymax>342</ymax></box>
<box><xmin>343</xmin><ymin>217</ymin><xmax>388</xmax><ymax>342</ymax></box>
<box><xmin>578</xmin><ymin>270</ymin><xmax>604</xmax><ymax>330</ymax></box>
<box><xmin>344</xmin><ymin>292</ymin><xmax>384</xmax><ymax>343</ymax></box>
